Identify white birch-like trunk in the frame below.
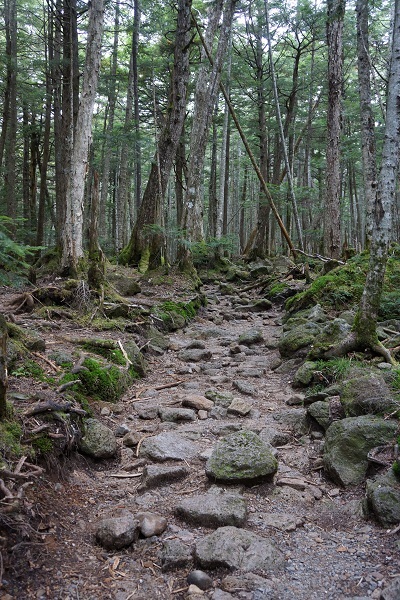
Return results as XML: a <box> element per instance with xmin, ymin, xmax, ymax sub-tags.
<box><xmin>61</xmin><ymin>0</ymin><xmax>104</xmax><ymax>274</ymax></box>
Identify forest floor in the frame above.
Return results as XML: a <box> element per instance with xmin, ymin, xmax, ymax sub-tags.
<box><xmin>1</xmin><ymin>275</ymin><xmax>400</xmax><ymax>600</ymax></box>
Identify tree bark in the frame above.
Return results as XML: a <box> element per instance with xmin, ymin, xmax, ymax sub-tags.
<box><xmin>121</xmin><ymin>0</ymin><xmax>192</xmax><ymax>271</ymax></box>
<box><xmin>179</xmin><ymin>0</ymin><xmax>237</xmax><ymax>270</ymax></box>
<box><xmin>356</xmin><ymin>0</ymin><xmax>377</xmax><ymax>248</ymax></box>
<box><xmin>324</xmin><ymin>0</ymin><xmax>345</xmax><ymax>259</ymax></box>
<box><xmin>0</xmin><ymin>315</ymin><xmax>8</xmax><ymax>421</ymax></box>
<box><xmin>61</xmin><ymin>0</ymin><xmax>105</xmax><ymax>275</ymax></box>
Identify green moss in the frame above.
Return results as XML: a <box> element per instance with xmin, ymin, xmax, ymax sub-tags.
<box><xmin>11</xmin><ymin>359</ymin><xmax>45</xmax><ymax>381</ymax></box>
<box><xmin>81</xmin><ymin>342</ymin><xmax>126</xmax><ymax>365</ymax></box>
<box><xmin>32</xmin><ymin>435</ymin><xmax>53</xmax><ymax>454</ymax></box>
<box><xmin>152</xmin><ymin>297</ymin><xmax>205</xmax><ymax>332</ymax></box>
<box><xmin>0</xmin><ymin>420</ymin><xmax>23</xmax><ymax>458</ymax></box>
<box><xmin>59</xmin><ymin>357</ymin><xmax>138</xmax><ymax>404</ymax></box>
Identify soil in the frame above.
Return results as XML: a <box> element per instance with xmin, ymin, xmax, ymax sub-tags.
<box><xmin>0</xmin><ymin>277</ymin><xmax>399</xmax><ymax>600</ymax></box>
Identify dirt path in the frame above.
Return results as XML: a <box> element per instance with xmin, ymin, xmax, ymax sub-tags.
<box><xmin>4</xmin><ymin>283</ymin><xmax>400</xmax><ymax>600</ymax></box>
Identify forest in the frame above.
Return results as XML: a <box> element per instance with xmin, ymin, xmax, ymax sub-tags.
<box><xmin>0</xmin><ymin>0</ymin><xmax>397</xmax><ymax>273</ymax></box>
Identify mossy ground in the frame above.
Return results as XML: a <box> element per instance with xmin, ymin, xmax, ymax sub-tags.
<box><xmin>286</xmin><ymin>250</ymin><xmax>400</xmax><ymax>318</ymax></box>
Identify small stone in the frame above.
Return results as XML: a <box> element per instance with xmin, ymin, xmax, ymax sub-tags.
<box><xmin>198</xmin><ymin>410</ymin><xmax>208</xmax><ymax>420</ymax></box>
<box><xmin>158</xmin><ymin>407</ymin><xmax>196</xmax><ymax>422</ymax></box>
<box><xmin>227</xmin><ymin>398</ymin><xmax>252</xmax><ymax>417</ymax></box>
<box><xmin>232</xmin><ymin>380</ymin><xmax>257</xmax><ymax>396</ymax></box>
<box><xmin>187</xmin><ymin>570</ymin><xmax>213</xmax><ymax>590</ymax></box>
<box><xmin>122</xmin><ymin>431</ymin><xmax>142</xmax><ymax>447</ymax></box>
<box><xmin>188</xmin><ymin>584</ymin><xmax>205</xmax><ymax>596</ymax></box>
<box><xmin>100</xmin><ymin>407</ymin><xmax>111</xmax><ymax>416</ymax></box>
<box><xmin>115</xmin><ymin>423</ymin><xmax>130</xmax><ymax>437</ymax></box>
<box><xmin>286</xmin><ymin>395</ymin><xmax>304</xmax><ymax>406</ymax></box>
<box><xmin>137</xmin><ymin>512</ymin><xmax>167</xmax><ymax>537</ymax></box>
<box><xmin>95</xmin><ymin>513</ymin><xmax>139</xmax><ymax>550</ymax></box>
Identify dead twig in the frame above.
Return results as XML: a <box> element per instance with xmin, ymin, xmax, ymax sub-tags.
<box><xmin>24</xmin><ymin>401</ymin><xmax>86</xmax><ymax>417</ymax></box>
<box><xmin>31</xmin><ymin>352</ymin><xmax>60</xmax><ymax>372</ymax></box>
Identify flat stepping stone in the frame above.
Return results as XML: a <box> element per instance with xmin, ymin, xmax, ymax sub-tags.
<box><xmin>232</xmin><ymin>380</ymin><xmax>257</xmax><ymax>396</ymax></box>
<box><xmin>158</xmin><ymin>407</ymin><xmax>196</xmax><ymax>422</ymax></box>
<box><xmin>139</xmin><ymin>464</ymin><xmax>189</xmax><ymax>489</ymax></box>
<box><xmin>139</xmin><ymin>432</ymin><xmax>199</xmax><ymax>461</ymax></box>
<box><xmin>178</xmin><ymin>349</ymin><xmax>212</xmax><ymax>362</ymax></box>
<box><xmin>176</xmin><ymin>488</ymin><xmax>247</xmax><ymax>528</ymax></box>
<box><xmin>195</xmin><ymin>526</ymin><xmax>284</xmax><ymax>572</ymax></box>
<box><xmin>227</xmin><ymin>398</ymin><xmax>252</xmax><ymax>416</ymax></box>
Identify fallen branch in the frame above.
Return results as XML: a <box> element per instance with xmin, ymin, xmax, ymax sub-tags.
<box><xmin>57</xmin><ymin>380</ymin><xmax>81</xmax><ymax>393</ymax></box>
<box><xmin>24</xmin><ymin>401</ymin><xmax>86</xmax><ymax>417</ymax></box>
<box><xmin>294</xmin><ymin>248</ymin><xmax>345</xmax><ymax>265</ymax></box>
<box><xmin>108</xmin><ymin>472</ymin><xmax>143</xmax><ymax>479</ymax></box>
<box><xmin>31</xmin><ymin>352</ymin><xmax>60</xmax><ymax>372</ymax></box>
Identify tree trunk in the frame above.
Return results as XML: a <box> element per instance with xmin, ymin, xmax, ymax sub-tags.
<box><xmin>324</xmin><ymin>0</ymin><xmax>345</xmax><ymax>259</ymax></box>
<box><xmin>179</xmin><ymin>0</ymin><xmax>237</xmax><ymax>271</ymax></box>
<box><xmin>61</xmin><ymin>0</ymin><xmax>104</xmax><ymax>275</ymax></box>
<box><xmin>356</xmin><ymin>0</ymin><xmax>377</xmax><ymax>248</ymax></box>
<box><xmin>327</xmin><ymin>0</ymin><xmax>400</xmax><ymax>364</ymax></box>
<box><xmin>121</xmin><ymin>0</ymin><xmax>192</xmax><ymax>271</ymax></box>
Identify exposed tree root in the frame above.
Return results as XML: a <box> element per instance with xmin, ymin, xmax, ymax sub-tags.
<box><xmin>323</xmin><ymin>332</ymin><xmax>397</xmax><ymax>366</ymax></box>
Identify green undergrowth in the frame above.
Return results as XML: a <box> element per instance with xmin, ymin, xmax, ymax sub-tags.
<box><xmin>286</xmin><ymin>249</ymin><xmax>400</xmax><ymax>317</ymax></box>
<box><xmin>58</xmin><ymin>357</ymin><xmax>138</xmax><ymax>404</ymax></box>
<box><xmin>152</xmin><ymin>296</ymin><xmax>206</xmax><ymax>332</ymax></box>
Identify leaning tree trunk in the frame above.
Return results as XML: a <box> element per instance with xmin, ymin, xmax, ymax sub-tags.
<box><xmin>325</xmin><ymin>0</ymin><xmax>400</xmax><ymax>364</ymax></box>
<box><xmin>120</xmin><ymin>0</ymin><xmax>192</xmax><ymax>271</ymax></box>
<box><xmin>61</xmin><ymin>0</ymin><xmax>104</xmax><ymax>276</ymax></box>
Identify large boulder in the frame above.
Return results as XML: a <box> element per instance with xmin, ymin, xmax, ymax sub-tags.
<box><xmin>195</xmin><ymin>526</ymin><xmax>284</xmax><ymax>572</ymax></box>
<box><xmin>307</xmin><ymin>318</ymin><xmax>352</xmax><ymax>359</ymax></box>
<box><xmin>205</xmin><ymin>430</ymin><xmax>278</xmax><ymax>483</ymax></box>
<box><xmin>278</xmin><ymin>322</ymin><xmax>322</xmax><ymax>358</ymax></box>
<box><xmin>364</xmin><ymin>469</ymin><xmax>400</xmax><ymax>527</ymax></box>
<box><xmin>339</xmin><ymin>372</ymin><xmax>397</xmax><ymax>417</ymax></box>
<box><xmin>323</xmin><ymin>416</ymin><xmax>398</xmax><ymax>486</ymax></box>
<box><xmin>79</xmin><ymin>418</ymin><xmax>118</xmax><ymax>458</ymax></box>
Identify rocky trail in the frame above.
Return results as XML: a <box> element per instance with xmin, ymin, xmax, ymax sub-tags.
<box><xmin>3</xmin><ymin>282</ymin><xmax>400</xmax><ymax>600</ymax></box>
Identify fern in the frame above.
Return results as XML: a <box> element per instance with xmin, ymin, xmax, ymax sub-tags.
<box><xmin>0</xmin><ymin>216</ymin><xmax>42</xmax><ymax>283</ymax></box>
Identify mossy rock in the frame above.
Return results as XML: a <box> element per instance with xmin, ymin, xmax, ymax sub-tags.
<box><xmin>339</xmin><ymin>372</ymin><xmax>398</xmax><ymax>417</ymax></box>
<box><xmin>59</xmin><ymin>357</ymin><xmax>138</xmax><ymax>404</ymax></box>
<box><xmin>364</xmin><ymin>469</ymin><xmax>400</xmax><ymax>527</ymax></box>
<box><xmin>152</xmin><ymin>296</ymin><xmax>204</xmax><ymax>332</ymax></box>
<box><xmin>278</xmin><ymin>322</ymin><xmax>322</xmax><ymax>358</ymax></box>
<box><xmin>293</xmin><ymin>361</ymin><xmax>318</xmax><ymax>387</ymax></box>
<box><xmin>307</xmin><ymin>319</ymin><xmax>352</xmax><ymax>360</ymax></box>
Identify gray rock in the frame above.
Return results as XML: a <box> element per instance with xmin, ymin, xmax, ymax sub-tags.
<box><xmin>206</xmin><ymin>430</ymin><xmax>278</xmax><ymax>482</ymax></box>
<box><xmin>212</xmin><ymin>589</ymin><xmax>235</xmax><ymax>599</ymax></box>
<box><xmin>238</xmin><ymin>329</ymin><xmax>264</xmax><ymax>346</ymax></box>
<box><xmin>339</xmin><ymin>373</ymin><xmax>397</xmax><ymax>417</ymax></box>
<box><xmin>158</xmin><ymin>407</ymin><xmax>196</xmax><ymax>422</ymax></box>
<box><xmin>137</xmin><ymin>512</ymin><xmax>167</xmax><ymax>537</ymax></box>
<box><xmin>176</xmin><ymin>488</ymin><xmax>247</xmax><ymax>528</ymax></box>
<box><xmin>293</xmin><ymin>361</ymin><xmax>318</xmax><ymax>387</ymax></box>
<box><xmin>95</xmin><ymin>513</ymin><xmax>138</xmax><ymax>549</ymax></box>
<box><xmin>307</xmin><ymin>400</ymin><xmax>331</xmax><ymax>430</ymax></box>
<box><xmin>139</xmin><ymin>432</ymin><xmax>199</xmax><ymax>461</ymax></box>
<box><xmin>182</xmin><ymin>394</ymin><xmax>214</xmax><ymax>411</ymax></box>
<box><xmin>178</xmin><ymin>349</ymin><xmax>212</xmax><ymax>362</ymax></box>
<box><xmin>364</xmin><ymin>470</ymin><xmax>400</xmax><ymax>527</ymax></box>
<box><xmin>187</xmin><ymin>570</ymin><xmax>213</xmax><ymax>591</ymax></box>
<box><xmin>79</xmin><ymin>419</ymin><xmax>117</xmax><ymax>459</ymax></box>
<box><xmin>252</xmin><ymin>298</ymin><xmax>273</xmax><ymax>311</ymax></box>
<box><xmin>273</xmin><ymin>358</ymin><xmax>303</xmax><ymax>374</ymax></box>
<box><xmin>147</xmin><ymin>326</ymin><xmax>170</xmax><ymax>351</ymax></box>
<box><xmin>227</xmin><ymin>398</ymin><xmax>252</xmax><ymax>417</ymax></box>
<box><xmin>323</xmin><ymin>416</ymin><xmax>398</xmax><ymax>486</ymax></box>
<box><xmin>205</xmin><ymin>390</ymin><xmax>235</xmax><ymax>408</ymax></box>
<box><xmin>195</xmin><ymin>526</ymin><xmax>283</xmax><ymax>572</ymax></box>
<box><xmin>272</xmin><ymin>408</ymin><xmax>309</xmax><ymax>436</ymax></box>
<box><xmin>308</xmin><ymin>318</ymin><xmax>352</xmax><ymax>360</ymax></box>
<box><xmin>232</xmin><ymin>380</ymin><xmax>257</xmax><ymax>396</ymax></box>
<box><xmin>381</xmin><ymin>577</ymin><xmax>400</xmax><ymax>600</ymax></box>
<box><xmin>139</xmin><ymin>464</ymin><xmax>189</xmax><ymax>489</ymax></box>
<box><xmin>278</xmin><ymin>322</ymin><xmax>322</xmax><ymax>358</ymax></box>
<box><xmin>236</xmin><ymin>368</ymin><xmax>263</xmax><ymax>378</ymax></box>
<box><xmin>160</xmin><ymin>538</ymin><xmax>193</xmax><ymax>571</ymax></box>
<box><xmin>122</xmin><ymin>431</ymin><xmax>142</xmax><ymax>447</ymax></box>
<box><xmin>115</xmin><ymin>423</ymin><xmax>130</xmax><ymax>437</ymax></box>
<box><xmin>259</xmin><ymin>426</ymin><xmax>291</xmax><ymax>447</ymax></box>
<box><xmin>134</xmin><ymin>402</ymin><xmax>159</xmax><ymax>420</ymax></box>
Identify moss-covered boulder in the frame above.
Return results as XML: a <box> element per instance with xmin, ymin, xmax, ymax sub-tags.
<box><xmin>79</xmin><ymin>418</ymin><xmax>118</xmax><ymax>458</ymax></box>
<box><xmin>339</xmin><ymin>373</ymin><xmax>397</xmax><ymax>417</ymax></box>
<box><xmin>205</xmin><ymin>430</ymin><xmax>278</xmax><ymax>483</ymax></box>
<box><xmin>307</xmin><ymin>319</ymin><xmax>352</xmax><ymax>360</ymax></box>
<box><xmin>293</xmin><ymin>361</ymin><xmax>318</xmax><ymax>387</ymax></box>
<box><xmin>278</xmin><ymin>322</ymin><xmax>322</xmax><ymax>358</ymax></box>
<box><xmin>323</xmin><ymin>416</ymin><xmax>398</xmax><ymax>486</ymax></box>
<box><xmin>364</xmin><ymin>469</ymin><xmax>400</xmax><ymax>527</ymax></box>
<box><xmin>307</xmin><ymin>401</ymin><xmax>331</xmax><ymax>430</ymax></box>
